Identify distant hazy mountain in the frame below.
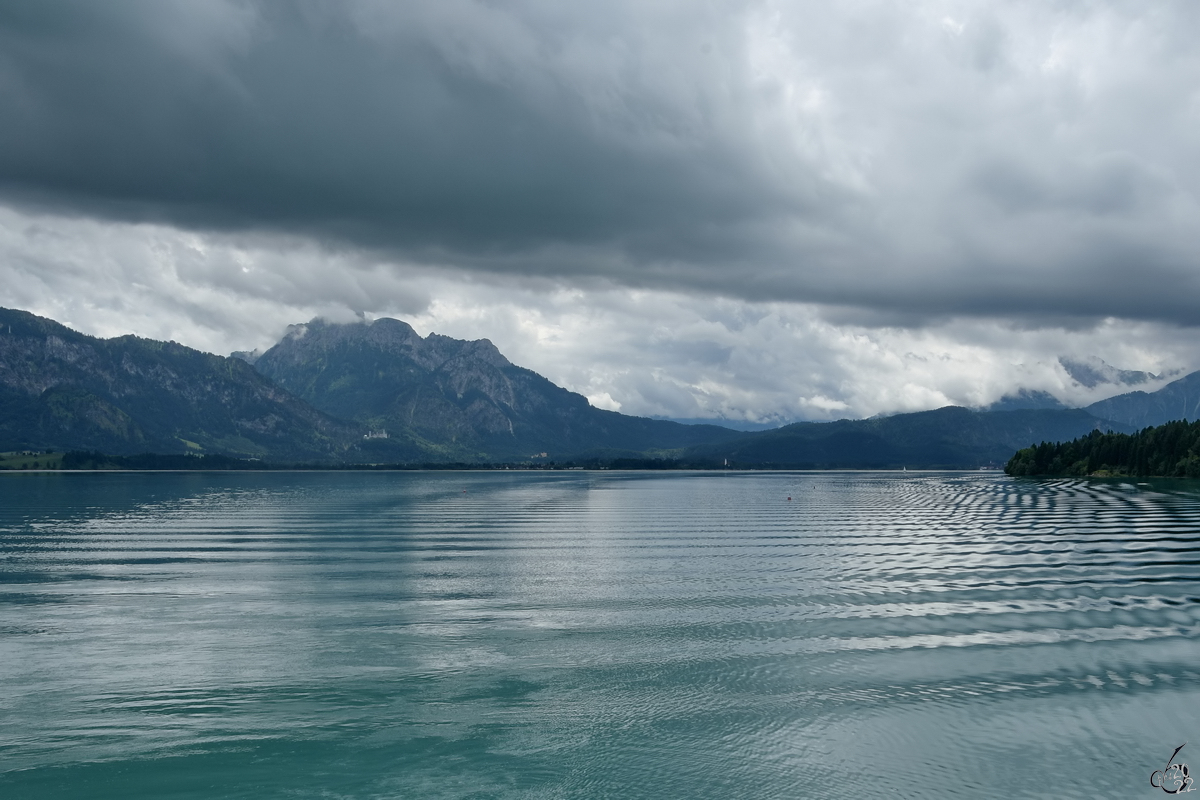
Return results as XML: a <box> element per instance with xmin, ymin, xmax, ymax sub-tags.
<box><xmin>1085</xmin><ymin>370</ymin><xmax>1200</xmax><ymax>429</ymax></box>
<box><xmin>984</xmin><ymin>389</ymin><xmax>1068</xmax><ymax>412</ymax></box>
<box><xmin>1060</xmin><ymin>356</ymin><xmax>1159</xmax><ymax>389</ymax></box>
<box><xmin>982</xmin><ymin>358</ymin><xmax>1165</xmax><ymax>415</ymax></box>
<box><xmin>0</xmin><ymin>307</ymin><xmax>351</xmax><ymax>459</ymax></box>
<box><xmin>660</xmin><ymin>417</ymin><xmax>788</xmax><ymax>432</ymax></box>
<box><xmin>682</xmin><ymin>407</ymin><xmax>1130</xmax><ymax>469</ymax></box>
<box><xmin>247</xmin><ymin>317</ymin><xmax>743</xmax><ymax>460</ymax></box>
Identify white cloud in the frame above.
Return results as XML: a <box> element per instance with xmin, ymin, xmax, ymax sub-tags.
<box><xmin>2</xmin><ymin>205</ymin><xmax>1193</xmax><ymax>423</ymax></box>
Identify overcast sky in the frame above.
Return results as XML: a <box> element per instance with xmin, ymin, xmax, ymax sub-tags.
<box><xmin>2</xmin><ymin>0</ymin><xmax>1198</xmax><ymax>421</ymax></box>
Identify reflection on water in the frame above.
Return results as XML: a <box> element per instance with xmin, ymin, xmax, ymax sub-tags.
<box><xmin>2</xmin><ymin>471</ymin><xmax>1199</xmax><ymax>798</ymax></box>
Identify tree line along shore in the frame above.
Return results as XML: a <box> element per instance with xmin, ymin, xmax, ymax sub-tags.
<box><xmin>1005</xmin><ymin>419</ymin><xmax>1200</xmax><ymax>478</ymax></box>
<box><xmin>5</xmin><ymin>419</ymin><xmax>1199</xmax><ymax>476</ymax></box>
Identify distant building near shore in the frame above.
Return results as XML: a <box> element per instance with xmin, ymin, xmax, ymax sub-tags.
<box><xmin>363</xmin><ymin>430</ymin><xmax>389</xmax><ymax>440</ymax></box>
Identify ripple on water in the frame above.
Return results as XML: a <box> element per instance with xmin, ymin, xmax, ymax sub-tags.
<box><xmin>1</xmin><ymin>471</ymin><xmax>1199</xmax><ymax>798</ymax></box>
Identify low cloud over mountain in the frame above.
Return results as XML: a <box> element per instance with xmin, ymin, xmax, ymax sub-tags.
<box><xmin>1059</xmin><ymin>356</ymin><xmax>1161</xmax><ymax>390</ymax></box>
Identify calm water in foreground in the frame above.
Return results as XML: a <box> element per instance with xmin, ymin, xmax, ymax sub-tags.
<box><xmin>2</xmin><ymin>470</ymin><xmax>1199</xmax><ymax>798</ymax></box>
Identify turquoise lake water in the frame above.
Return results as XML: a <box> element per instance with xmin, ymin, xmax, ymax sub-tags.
<box><xmin>2</xmin><ymin>470</ymin><xmax>1199</xmax><ymax>798</ymax></box>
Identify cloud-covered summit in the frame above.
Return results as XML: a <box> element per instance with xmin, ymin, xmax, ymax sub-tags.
<box><xmin>1059</xmin><ymin>356</ymin><xmax>1161</xmax><ymax>391</ymax></box>
<box><xmin>3</xmin><ymin>1</ymin><xmax>1200</xmax><ymax>324</ymax></box>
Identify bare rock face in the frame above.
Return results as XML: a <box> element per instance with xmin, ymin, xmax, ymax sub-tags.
<box><xmin>251</xmin><ymin>317</ymin><xmax>563</xmax><ymax>456</ymax></box>
<box><xmin>0</xmin><ymin>307</ymin><xmax>354</xmax><ymax>459</ymax></box>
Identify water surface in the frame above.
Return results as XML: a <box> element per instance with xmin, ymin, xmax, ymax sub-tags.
<box><xmin>2</xmin><ymin>471</ymin><xmax>1199</xmax><ymax>798</ymax></box>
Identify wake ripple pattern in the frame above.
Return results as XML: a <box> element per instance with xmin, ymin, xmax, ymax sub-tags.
<box><xmin>1</xmin><ymin>471</ymin><xmax>1199</xmax><ymax>799</ymax></box>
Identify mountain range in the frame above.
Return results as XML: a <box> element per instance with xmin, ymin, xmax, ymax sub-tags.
<box><xmin>241</xmin><ymin>317</ymin><xmax>742</xmax><ymax>461</ymax></box>
<box><xmin>2</xmin><ymin>306</ymin><xmax>1196</xmax><ymax>468</ymax></box>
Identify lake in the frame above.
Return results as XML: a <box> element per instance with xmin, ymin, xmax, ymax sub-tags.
<box><xmin>2</xmin><ymin>470</ymin><xmax>1199</xmax><ymax>798</ymax></box>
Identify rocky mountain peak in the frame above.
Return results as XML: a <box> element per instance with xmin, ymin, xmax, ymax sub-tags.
<box><xmin>257</xmin><ymin>317</ymin><xmax>510</xmax><ymax>374</ymax></box>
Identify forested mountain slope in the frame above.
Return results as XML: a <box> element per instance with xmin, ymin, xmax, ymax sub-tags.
<box><xmin>0</xmin><ymin>308</ymin><xmax>352</xmax><ymax>460</ymax></box>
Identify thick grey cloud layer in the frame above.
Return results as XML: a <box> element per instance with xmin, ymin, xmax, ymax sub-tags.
<box><xmin>3</xmin><ymin>0</ymin><xmax>1200</xmax><ymax>323</ymax></box>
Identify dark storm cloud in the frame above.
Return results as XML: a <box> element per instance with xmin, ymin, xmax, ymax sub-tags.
<box><xmin>0</xmin><ymin>1</ymin><xmax>792</xmax><ymax>241</ymax></box>
<box><xmin>2</xmin><ymin>0</ymin><xmax>1199</xmax><ymax>323</ymax></box>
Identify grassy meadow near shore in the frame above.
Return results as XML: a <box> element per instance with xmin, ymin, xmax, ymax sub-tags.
<box><xmin>0</xmin><ymin>451</ymin><xmax>62</xmax><ymax>470</ymax></box>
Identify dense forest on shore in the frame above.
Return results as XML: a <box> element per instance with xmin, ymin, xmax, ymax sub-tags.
<box><xmin>1005</xmin><ymin>419</ymin><xmax>1200</xmax><ymax>477</ymax></box>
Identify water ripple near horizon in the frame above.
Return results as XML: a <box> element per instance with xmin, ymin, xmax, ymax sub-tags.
<box><xmin>2</xmin><ymin>471</ymin><xmax>1200</xmax><ymax>798</ymax></box>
